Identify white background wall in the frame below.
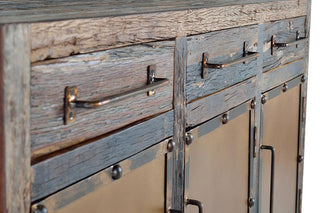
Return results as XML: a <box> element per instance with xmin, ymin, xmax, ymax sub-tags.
<box><xmin>302</xmin><ymin>1</ymin><xmax>320</xmax><ymax>212</ymax></box>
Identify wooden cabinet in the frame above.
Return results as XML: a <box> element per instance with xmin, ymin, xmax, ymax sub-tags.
<box><xmin>0</xmin><ymin>1</ymin><xmax>311</xmax><ymax>213</ymax></box>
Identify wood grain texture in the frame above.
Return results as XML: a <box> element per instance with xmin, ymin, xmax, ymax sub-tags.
<box><xmin>30</xmin><ymin>0</ymin><xmax>307</xmax><ymax>62</ymax></box>
<box><xmin>186</xmin><ymin>25</ymin><xmax>258</xmax><ymax>102</ymax></box>
<box><xmin>0</xmin><ymin>0</ymin><xmax>289</xmax><ymax>24</ymax></box>
<box><xmin>31</xmin><ymin>110</ymin><xmax>173</xmax><ymax>201</ymax></box>
<box><xmin>172</xmin><ymin>37</ymin><xmax>187</xmax><ymax>211</ymax></box>
<box><xmin>263</xmin><ymin>16</ymin><xmax>307</xmax><ymax>72</ymax></box>
<box><xmin>187</xmin><ymin>78</ymin><xmax>256</xmax><ymax>127</ymax></box>
<box><xmin>31</xmin><ymin>41</ymin><xmax>174</xmax><ymax>158</ymax></box>
<box><xmin>261</xmin><ymin>59</ymin><xmax>305</xmax><ymax>92</ymax></box>
<box><xmin>0</xmin><ymin>24</ymin><xmax>31</xmax><ymax>213</ymax></box>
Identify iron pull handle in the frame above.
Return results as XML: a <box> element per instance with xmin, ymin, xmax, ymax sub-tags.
<box><xmin>186</xmin><ymin>199</ymin><xmax>204</xmax><ymax>213</ymax></box>
<box><xmin>202</xmin><ymin>51</ymin><xmax>260</xmax><ymax>78</ymax></box>
<box><xmin>271</xmin><ymin>32</ymin><xmax>308</xmax><ymax>55</ymax></box>
<box><xmin>64</xmin><ymin>65</ymin><xmax>169</xmax><ymax>124</ymax></box>
<box><xmin>261</xmin><ymin>145</ymin><xmax>275</xmax><ymax>213</ymax></box>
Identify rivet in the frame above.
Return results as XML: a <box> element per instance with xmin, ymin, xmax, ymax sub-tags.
<box><xmin>167</xmin><ymin>140</ymin><xmax>175</xmax><ymax>152</ymax></box>
<box><xmin>112</xmin><ymin>164</ymin><xmax>122</xmax><ymax>180</ymax></box>
<box><xmin>282</xmin><ymin>83</ymin><xmax>289</xmax><ymax>92</ymax></box>
<box><xmin>261</xmin><ymin>95</ymin><xmax>267</xmax><ymax>105</ymax></box>
<box><xmin>32</xmin><ymin>204</ymin><xmax>48</xmax><ymax>213</ymax></box>
<box><xmin>248</xmin><ymin>197</ymin><xmax>255</xmax><ymax>208</ymax></box>
<box><xmin>221</xmin><ymin>113</ymin><xmax>229</xmax><ymax>125</ymax></box>
<box><xmin>301</xmin><ymin>75</ymin><xmax>306</xmax><ymax>83</ymax></box>
<box><xmin>185</xmin><ymin>133</ymin><xmax>194</xmax><ymax>146</ymax></box>
<box><xmin>69</xmin><ymin>111</ymin><xmax>74</xmax><ymax>120</ymax></box>
<box><xmin>298</xmin><ymin>155</ymin><xmax>304</xmax><ymax>163</ymax></box>
<box><xmin>251</xmin><ymin>99</ymin><xmax>257</xmax><ymax>109</ymax></box>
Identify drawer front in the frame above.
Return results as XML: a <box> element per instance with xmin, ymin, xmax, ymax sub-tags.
<box><xmin>186</xmin><ymin>25</ymin><xmax>259</xmax><ymax>102</ymax></box>
<box><xmin>31</xmin><ymin>139</ymin><xmax>170</xmax><ymax>213</ymax></box>
<box><xmin>31</xmin><ymin>41</ymin><xmax>174</xmax><ymax>157</ymax></box>
<box><xmin>263</xmin><ymin>16</ymin><xmax>307</xmax><ymax>72</ymax></box>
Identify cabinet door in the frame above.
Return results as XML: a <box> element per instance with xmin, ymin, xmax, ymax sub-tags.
<box><xmin>185</xmin><ymin>101</ymin><xmax>254</xmax><ymax>213</ymax></box>
<box><xmin>31</xmin><ymin>139</ymin><xmax>172</xmax><ymax>213</ymax></box>
<box><xmin>260</xmin><ymin>77</ymin><xmax>302</xmax><ymax>213</ymax></box>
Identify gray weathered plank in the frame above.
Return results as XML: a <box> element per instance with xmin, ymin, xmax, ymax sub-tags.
<box><xmin>30</xmin><ymin>0</ymin><xmax>307</xmax><ymax>62</ymax></box>
<box><xmin>261</xmin><ymin>59</ymin><xmax>305</xmax><ymax>92</ymax></box>
<box><xmin>186</xmin><ymin>25</ymin><xmax>258</xmax><ymax>102</ymax></box>
<box><xmin>171</xmin><ymin>37</ymin><xmax>187</xmax><ymax>211</ymax></box>
<box><xmin>31</xmin><ymin>41</ymin><xmax>174</xmax><ymax>158</ymax></box>
<box><xmin>0</xmin><ymin>0</ymin><xmax>290</xmax><ymax>24</ymax></box>
<box><xmin>263</xmin><ymin>16</ymin><xmax>307</xmax><ymax>72</ymax></box>
<box><xmin>0</xmin><ymin>24</ymin><xmax>31</xmax><ymax>213</ymax></box>
<box><xmin>31</xmin><ymin>110</ymin><xmax>173</xmax><ymax>201</ymax></box>
<box><xmin>187</xmin><ymin>78</ymin><xmax>256</xmax><ymax>127</ymax></box>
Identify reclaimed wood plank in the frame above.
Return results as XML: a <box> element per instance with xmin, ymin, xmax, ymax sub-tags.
<box><xmin>30</xmin><ymin>0</ymin><xmax>307</xmax><ymax>62</ymax></box>
<box><xmin>31</xmin><ymin>41</ymin><xmax>174</xmax><ymax>158</ymax></box>
<box><xmin>171</xmin><ymin>37</ymin><xmax>187</xmax><ymax>211</ymax></box>
<box><xmin>187</xmin><ymin>78</ymin><xmax>256</xmax><ymax>127</ymax></box>
<box><xmin>262</xmin><ymin>16</ymin><xmax>308</xmax><ymax>72</ymax></box>
<box><xmin>31</xmin><ymin>110</ymin><xmax>173</xmax><ymax>201</ymax></box>
<box><xmin>186</xmin><ymin>25</ymin><xmax>258</xmax><ymax>102</ymax></box>
<box><xmin>261</xmin><ymin>59</ymin><xmax>305</xmax><ymax>92</ymax></box>
<box><xmin>0</xmin><ymin>0</ymin><xmax>290</xmax><ymax>24</ymax></box>
<box><xmin>0</xmin><ymin>24</ymin><xmax>31</xmax><ymax>213</ymax></box>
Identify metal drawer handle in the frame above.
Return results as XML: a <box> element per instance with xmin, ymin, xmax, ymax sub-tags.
<box><xmin>261</xmin><ymin>145</ymin><xmax>275</xmax><ymax>213</ymax></box>
<box><xmin>271</xmin><ymin>31</ymin><xmax>308</xmax><ymax>55</ymax></box>
<box><xmin>64</xmin><ymin>65</ymin><xmax>169</xmax><ymax>124</ymax></box>
<box><xmin>186</xmin><ymin>199</ymin><xmax>204</xmax><ymax>213</ymax></box>
<box><xmin>202</xmin><ymin>45</ymin><xmax>260</xmax><ymax>79</ymax></box>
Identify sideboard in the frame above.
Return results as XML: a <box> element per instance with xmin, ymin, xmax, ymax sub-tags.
<box><xmin>0</xmin><ymin>0</ymin><xmax>311</xmax><ymax>212</ymax></box>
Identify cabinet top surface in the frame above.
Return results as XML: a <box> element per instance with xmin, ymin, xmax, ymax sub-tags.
<box><xmin>0</xmin><ymin>0</ymin><xmax>286</xmax><ymax>24</ymax></box>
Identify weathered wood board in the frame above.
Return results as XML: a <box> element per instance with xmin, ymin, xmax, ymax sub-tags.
<box><xmin>31</xmin><ymin>41</ymin><xmax>174</xmax><ymax>158</ymax></box>
<box><xmin>30</xmin><ymin>0</ymin><xmax>307</xmax><ymax>62</ymax></box>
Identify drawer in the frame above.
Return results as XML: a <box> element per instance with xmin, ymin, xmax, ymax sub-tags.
<box><xmin>186</xmin><ymin>25</ymin><xmax>259</xmax><ymax>102</ymax></box>
<box><xmin>31</xmin><ymin>138</ymin><xmax>171</xmax><ymax>213</ymax></box>
<box><xmin>262</xmin><ymin>16</ymin><xmax>308</xmax><ymax>72</ymax></box>
<box><xmin>31</xmin><ymin>41</ymin><xmax>174</xmax><ymax>157</ymax></box>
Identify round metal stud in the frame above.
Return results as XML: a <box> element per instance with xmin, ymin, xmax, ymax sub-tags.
<box><xmin>167</xmin><ymin>140</ymin><xmax>175</xmax><ymax>152</ymax></box>
<box><xmin>112</xmin><ymin>164</ymin><xmax>123</xmax><ymax>180</ymax></box>
<box><xmin>261</xmin><ymin>95</ymin><xmax>267</xmax><ymax>105</ymax></box>
<box><xmin>69</xmin><ymin>111</ymin><xmax>74</xmax><ymax>120</ymax></box>
<box><xmin>221</xmin><ymin>113</ymin><xmax>229</xmax><ymax>125</ymax></box>
<box><xmin>248</xmin><ymin>197</ymin><xmax>255</xmax><ymax>208</ymax></box>
<box><xmin>251</xmin><ymin>99</ymin><xmax>257</xmax><ymax>109</ymax></box>
<box><xmin>32</xmin><ymin>204</ymin><xmax>48</xmax><ymax>213</ymax></box>
<box><xmin>298</xmin><ymin>155</ymin><xmax>304</xmax><ymax>163</ymax></box>
<box><xmin>185</xmin><ymin>133</ymin><xmax>194</xmax><ymax>146</ymax></box>
<box><xmin>282</xmin><ymin>83</ymin><xmax>289</xmax><ymax>92</ymax></box>
<box><xmin>301</xmin><ymin>75</ymin><xmax>306</xmax><ymax>83</ymax></box>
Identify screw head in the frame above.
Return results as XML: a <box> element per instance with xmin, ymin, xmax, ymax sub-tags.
<box><xmin>69</xmin><ymin>111</ymin><xmax>74</xmax><ymax>120</ymax></box>
<box><xmin>282</xmin><ymin>83</ymin><xmax>289</xmax><ymax>92</ymax></box>
<box><xmin>32</xmin><ymin>204</ymin><xmax>48</xmax><ymax>213</ymax></box>
<box><xmin>185</xmin><ymin>133</ymin><xmax>194</xmax><ymax>145</ymax></box>
<box><xmin>251</xmin><ymin>99</ymin><xmax>257</xmax><ymax>109</ymax></box>
<box><xmin>221</xmin><ymin>113</ymin><xmax>229</xmax><ymax>125</ymax></box>
<box><xmin>112</xmin><ymin>165</ymin><xmax>123</xmax><ymax>180</ymax></box>
<box><xmin>248</xmin><ymin>197</ymin><xmax>255</xmax><ymax>208</ymax></box>
<box><xmin>167</xmin><ymin>140</ymin><xmax>175</xmax><ymax>152</ymax></box>
<box><xmin>298</xmin><ymin>155</ymin><xmax>304</xmax><ymax>163</ymax></box>
<box><xmin>301</xmin><ymin>75</ymin><xmax>306</xmax><ymax>83</ymax></box>
<box><xmin>261</xmin><ymin>95</ymin><xmax>267</xmax><ymax>105</ymax></box>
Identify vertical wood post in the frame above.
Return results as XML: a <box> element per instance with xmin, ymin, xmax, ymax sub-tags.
<box><xmin>0</xmin><ymin>24</ymin><xmax>31</xmax><ymax>213</ymax></box>
<box><xmin>172</xmin><ymin>37</ymin><xmax>187</xmax><ymax>211</ymax></box>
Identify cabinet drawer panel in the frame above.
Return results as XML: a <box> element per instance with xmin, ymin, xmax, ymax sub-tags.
<box><xmin>30</xmin><ymin>41</ymin><xmax>174</xmax><ymax>157</ymax></box>
<box><xmin>263</xmin><ymin>16</ymin><xmax>307</xmax><ymax>72</ymax></box>
<box><xmin>31</xmin><ymin>140</ymin><xmax>169</xmax><ymax>213</ymax></box>
<box><xmin>186</xmin><ymin>25</ymin><xmax>258</xmax><ymax>102</ymax></box>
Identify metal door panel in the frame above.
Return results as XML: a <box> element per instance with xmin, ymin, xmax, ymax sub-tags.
<box><xmin>261</xmin><ymin>85</ymin><xmax>300</xmax><ymax>213</ymax></box>
<box><xmin>187</xmin><ymin>112</ymin><xmax>250</xmax><ymax>213</ymax></box>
